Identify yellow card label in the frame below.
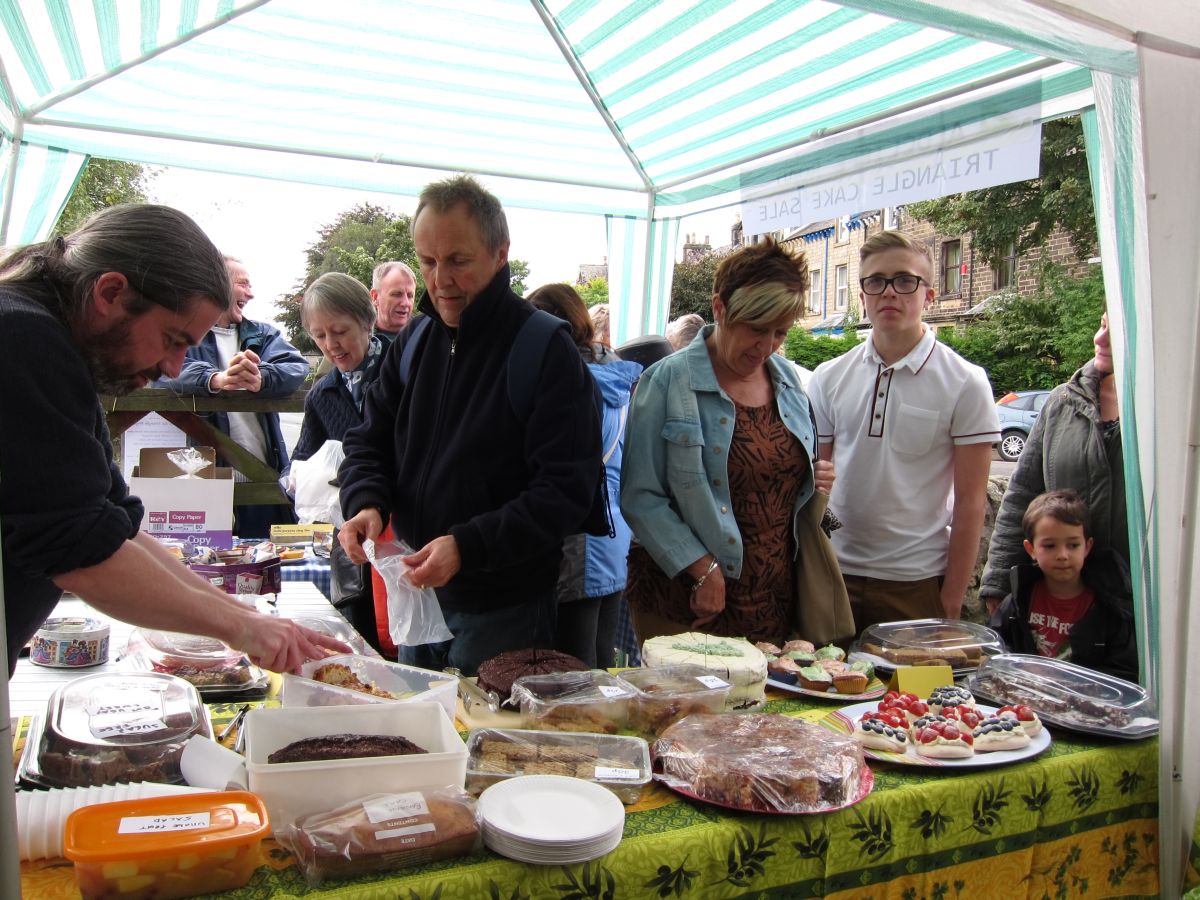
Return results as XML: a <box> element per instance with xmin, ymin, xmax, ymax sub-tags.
<box><xmin>887</xmin><ymin>665</ymin><xmax>955</xmax><ymax>698</ymax></box>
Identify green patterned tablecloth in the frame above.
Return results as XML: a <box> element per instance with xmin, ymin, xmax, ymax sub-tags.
<box><xmin>18</xmin><ymin>693</ymin><xmax>1160</xmax><ymax>899</ymax></box>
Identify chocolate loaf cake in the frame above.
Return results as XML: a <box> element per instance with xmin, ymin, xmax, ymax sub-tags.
<box><xmin>268</xmin><ymin>733</ymin><xmax>427</xmax><ymax>764</ymax></box>
<box><xmin>475</xmin><ymin>648</ymin><xmax>588</xmax><ymax>700</ymax></box>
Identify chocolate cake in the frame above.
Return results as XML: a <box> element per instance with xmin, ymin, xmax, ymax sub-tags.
<box><xmin>268</xmin><ymin>733</ymin><xmax>427</xmax><ymax>764</ymax></box>
<box><xmin>475</xmin><ymin>648</ymin><xmax>588</xmax><ymax>701</ymax></box>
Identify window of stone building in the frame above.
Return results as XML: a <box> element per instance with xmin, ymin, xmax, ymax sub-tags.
<box><xmin>993</xmin><ymin>240</ymin><xmax>1018</xmax><ymax>289</ymax></box>
<box><xmin>837</xmin><ymin>215</ymin><xmax>850</xmax><ymax>243</ymax></box>
<box><xmin>835</xmin><ymin>264</ymin><xmax>848</xmax><ymax>309</ymax></box>
<box><xmin>809</xmin><ymin>268</ymin><xmax>823</xmax><ymax>313</ymax></box>
<box><xmin>941</xmin><ymin>240</ymin><xmax>962</xmax><ymax>295</ymax></box>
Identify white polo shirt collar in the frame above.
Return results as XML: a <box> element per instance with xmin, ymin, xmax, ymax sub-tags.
<box><xmin>862</xmin><ymin>324</ymin><xmax>936</xmax><ymax>374</ymax></box>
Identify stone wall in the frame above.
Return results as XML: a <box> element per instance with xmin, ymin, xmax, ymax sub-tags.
<box><xmin>963</xmin><ymin>474</ymin><xmax>1011</xmax><ymax>624</ymax></box>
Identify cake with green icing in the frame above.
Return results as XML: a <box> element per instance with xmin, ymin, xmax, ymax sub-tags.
<box><xmin>640</xmin><ymin>632</ymin><xmax>767</xmax><ymax>709</ymax></box>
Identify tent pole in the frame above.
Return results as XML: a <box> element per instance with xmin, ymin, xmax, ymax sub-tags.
<box><xmin>0</xmin><ymin>509</ymin><xmax>22</xmax><ymax>896</ymax></box>
<box><xmin>640</xmin><ymin>193</ymin><xmax>657</xmax><ymax>337</ymax></box>
<box><xmin>0</xmin><ymin>120</ymin><xmax>25</xmax><ymax>245</ymax></box>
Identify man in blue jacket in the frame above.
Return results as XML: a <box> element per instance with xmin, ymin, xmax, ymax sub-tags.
<box><xmin>159</xmin><ymin>257</ymin><xmax>308</xmax><ymax>538</ymax></box>
<box><xmin>337</xmin><ymin>175</ymin><xmax>603</xmax><ymax>675</ymax></box>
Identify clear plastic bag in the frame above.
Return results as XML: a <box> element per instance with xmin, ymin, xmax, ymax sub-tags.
<box><xmin>167</xmin><ymin>447</ymin><xmax>211</xmax><ymax>479</ymax></box>
<box><xmin>367</xmin><ymin>539</ymin><xmax>453</xmax><ymax>646</ymax></box>
<box><xmin>290</xmin><ymin>440</ymin><xmax>344</xmax><ymax>523</ymax></box>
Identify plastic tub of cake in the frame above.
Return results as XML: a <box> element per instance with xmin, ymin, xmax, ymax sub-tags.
<box><xmin>64</xmin><ymin>789</ymin><xmax>268</xmax><ymax>900</ymax></box>
<box><xmin>850</xmin><ymin>618</ymin><xmax>1004</xmax><ymax>674</ymax></box>
<box><xmin>282</xmin><ymin>614</ymin><xmax>370</xmax><ymax>655</ymax></box>
<box><xmin>966</xmin><ymin>653</ymin><xmax>1158</xmax><ymax>739</ymax></box>
<box><xmin>122</xmin><ymin>629</ymin><xmax>269</xmax><ymax>701</ymax></box>
<box><xmin>18</xmin><ymin>672</ymin><xmax>213</xmax><ymax>789</ymax></box>
<box><xmin>509</xmin><ymin>670</ymin><xmax>634</xmax><ymax>734</ymax></box>
<box><xmin>294</xmin><ymin>654</ymin><xmax>456</xmax><ymax>721</ymax></box>
<box><xmin>244</xmin><ymin>702</ymin><xmax>467</xmax><ymax>832</ymax></box>
<box><xmin>615</xmin><ymin>665</ymin><xmax>732</xmax><ymax>739</ymax></box>
<box><xmin>466</xmin><ymin>727</ymin><xmax>651</xmax><ymax>804</ymax></box>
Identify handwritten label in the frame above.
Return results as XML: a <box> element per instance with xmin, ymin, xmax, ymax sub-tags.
<box><xmin>374</xmin><ymin>822</ymin><xmax>436</xmax><ymax>842</ymax></box>
<box><xmin>91</xmin><ymin>716</ymin><xmax>168</xmax><ymax>740</ymax></box>
<box><xmin>695</xmin><ymin>675</ymin><xmax>729</xmax><ymax>690</ymax></box>
<box><xmin>597</xmin><ymin>685</ymin><xmax>627</xmax><ymax>699</ymax></box>
<box><xmin>87</xmin><ymin>688</ymin><xmax>163</xmax><ymax>717</ymax></box>
<box><xmin>363</xmin><ymin>792</ymin><xmax>429</xmax><ymax>824</ymax></box>
<box><xmin>118</xmin><ymin>812</ymin><xmax>210</xmax><ymax>834</ymax></box>
<box><xmin>595</xmin><ymin>766</ymin><xmax>641</xmax><ymax>781</ymax></box>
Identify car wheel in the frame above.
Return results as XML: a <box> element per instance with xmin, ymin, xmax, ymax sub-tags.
<box><xmin>999</xmin><ymin>430</ymin><xmax>1026</xmax><ymax>461</ymax></box>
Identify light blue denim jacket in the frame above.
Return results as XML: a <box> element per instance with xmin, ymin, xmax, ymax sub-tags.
<box><xmin>620</xmin><ymin>325</ymin><xmax>817</xmax><ymax>582</ymax></box>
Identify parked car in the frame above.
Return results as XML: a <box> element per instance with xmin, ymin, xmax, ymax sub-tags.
<box><xmin>994</xmin><ymin>390</ymin><xmax>1051</xmax><ymax>461</ymax></box>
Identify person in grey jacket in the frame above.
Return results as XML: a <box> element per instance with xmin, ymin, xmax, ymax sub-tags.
<box><xmin>980</xmin><ymin>313</ymin><xmax>1128</xmax><ymax>611</ymax></box>
<box><xmin>620</xmin><ymin>239</ymin><xmax>833</xmax><ymax>645</ymax></box>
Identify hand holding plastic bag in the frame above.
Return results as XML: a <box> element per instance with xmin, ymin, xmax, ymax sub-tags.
<box><xmin>367</xmin><ymin>538</ymin><xmax>453</xmax><ymax>646</ymax></box>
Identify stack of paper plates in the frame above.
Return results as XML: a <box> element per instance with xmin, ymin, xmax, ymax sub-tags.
<box><xmin>478</xmin><ymin>775</ymin><xmax>625</xmax><ymax>864</ymax></box>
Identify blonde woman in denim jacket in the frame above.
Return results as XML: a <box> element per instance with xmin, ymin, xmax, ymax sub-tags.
<box><xmin>620</xmin><ymin>240</ymin><xmax>834</xmax><ymax>645</ymax></box>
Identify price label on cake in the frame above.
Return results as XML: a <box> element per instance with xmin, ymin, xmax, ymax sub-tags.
<box><xmin>695</xmin><ymin>675</ymin><xmax>729</xmax><ymax>689</ymax></box>
<box><xmin>363</xmin><ymin>792</ymin><xmax>429</xmax><ymax>823</ymax></box>
<box><xmin>86</xmin><ymin>688</ymin><xmax>163</xmax><ymax>718</ymax></box>
<box><xmin>89</xmin><ymin>715</ymin><xmax>168</xmax><ymax>739</ymax></box>
<box><xmin>595</xmin><ymin>766</ymin><xmax>641</xmax><ymax>781</ymax></box>
<box><xmin>597</xmin><ymin>685</ymin><xmax>627</xmax><ymax>698</ymax></box>
<box><xmin>119</xmin><ymin>812</ymin><xmax>210</xmax><ymax>834</ymax></box>
<box><xmin>374</xmin><ymin>822</ymin><xmax>437</xmax><ymax>841</ymax></box>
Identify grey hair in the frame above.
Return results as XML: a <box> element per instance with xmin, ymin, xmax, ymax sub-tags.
<box><xmin>415</xmin><ymin>174</ymin><xmax>509</xmax><ymax>253</ymax></box>
<box><xmin>371</xmin><ymin>260</ymin><xmax>416</xmax><ymax>289</ymax></box>
<box><xmin>0</xmin><ymin>204</ymin><xmax>230</xmax><ymax>321</ymax></box>
<box><xmin>302</xmin><ymin>272</ymin><xmax>376</xmax><ymax>333</ymax></box>
<box><xmin>666</xmin><ymin>313</ymin><xmax>705</xmax><ymax>350</ymax></box>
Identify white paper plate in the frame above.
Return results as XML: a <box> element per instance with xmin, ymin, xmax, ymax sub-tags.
<box><xmin>478</xmin><ymin>774</ymin><xmax>625</xmax><ymax>844</ymax></box>
<box><xmin>821</xmin><ymin>701</ymin><xmax>1051</xmax><ymax>768</ymax></box>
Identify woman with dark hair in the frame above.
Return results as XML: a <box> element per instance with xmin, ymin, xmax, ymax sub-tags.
<box><xmin>620</xmin><ymin>239</ymin><xmax>834</xmax><ymax>644</ymax></box>
<box><xmin>528</xmin><ymin>283</ymin><xmax>642</xmax><ymax>667</ymax></box>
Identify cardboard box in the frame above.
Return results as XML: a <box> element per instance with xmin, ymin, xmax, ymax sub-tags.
<box><xmin>129</xmin><ymin>447</ymin><xmax>234</xmax><ymax>549</ymax></box>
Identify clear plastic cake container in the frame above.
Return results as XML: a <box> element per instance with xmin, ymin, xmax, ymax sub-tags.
<box><xmin>293</xmin><ymin>654</ymin><xmax>456</xmax><ymax>721</ymax></box>
<box><xmin>615</xmin><ymin>665</ymin><xmax>731</xmax><ymax>739</ymax></box>
<box><xmin>19</xmin><ymin>672</ymin><xmax>211</xmax><ymax>789</ymax></box>
<box><xmin>509</xmin><ymin>670</ymin><xmax>634</xmax><ymax>734</ymax></box>
<box><xmin>851</xmin><ymin>618</ymin><xmax>1004</xmax><ymax>671</ymax></box>
<box><xmin>966</xmin><ymin>653</ymin><xmax>1158</xmax><ymax>738</ymax></box>
<box><xmin>244</xmin><ymin>702</ymin><xmax>467</xmax><ymax>833</ymax></box>
<box><xmin>282</xmin><ymin>614</ymin><xmax>369</xmax><ymax>655</ymax></box>
<box><xmin>466</xmin><ymin>727</ymin><xmax>651</xmax><ymax>804</ymax></box>
<box><xmin>122</xmin><ymin>629</ymin><xmax>268</xmax><ymax>700</ymax></box>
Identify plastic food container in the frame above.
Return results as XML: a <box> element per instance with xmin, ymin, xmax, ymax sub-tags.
<box><xmin>64</xmin><ymin>790</ymin><xmax>268</xmax><ymax>900</ymax></box>
<box><xmin>851</xmin><ymin>618</ymin><xmax>1004</xmax><ymax>672</ymax></box>
<box><xmin>966</xmin><ymin>653</ymin><xmax>1159</xmax><ymax>738</ymax></box>
<box><xmin>244</xmin><ymin>702</ymin><xmax>468</xmax><ymax>831</ymax></box>
<box><xmin>466</xmin><ymin>727</ymin><xmax>651</xmax><ymax>804</ymax></box>
<box><xmin>30</xmin><ymin>617</ymin><xmax>110</xmax><ymax>668</ymax></box>
<box><xmin>19</xmin><ymin>673</ymin><xmax>212</xmax><ymax>789</ymax></box>
<box><xmin>188</xmin><ymin>556</ymin><xmax>282</xmax><ymax>595</ymax></box>
<box><xmin>615</xmin><ymin>665</ymin><xmax>731</xmax><ymax>739</ymax></box>
<box><xmin>510</xmin><ymin>671</ymin><xmax>635</xmax><ymax>734</ymax></box>
<box><xmin>283</xmin><ymin>614</ymin><xmax>369</xmax><ymax>655</ymax></box>
<box><xmin>123</xmin><ymin>629</ymin><xmax>268</xmax><ymax>700</ymax></box>
<box><xmin>293</xmin><ymin>654</ymin><xmax>456</xmax><ymax>721</ymax></box>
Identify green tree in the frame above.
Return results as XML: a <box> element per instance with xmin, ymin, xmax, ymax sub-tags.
<box><xmin>509</xmin><ymin>259</ymin><xmax>530</xmax><ymax>297</ymax></box>
<box><xmin>940</xmin><ymin>265</ymin><xmax>1105</xmax><ymax>393</ymax></box>
<box><xmin>783</xmin><ymin>326</ymin><xmax>863</xmax><ymax>369</ymax></box>
<box><xmin>54</xmin><ymin>158</ymin><xmax>154</xmax><ymax>234</ymax></box>
<box><xmin>906</xmin><ymin>116</ymin><xmax>1096</xmax><ymax>267</ymax></box>
<box><xmin>670</xmin><ymin>253</ymin><xmax>721</xmax><ymax>320</ymax></box>
<box><xmin>577</xmin><ymin>277</ymin><xmax>609</xmax><ymax>307</ymax></box>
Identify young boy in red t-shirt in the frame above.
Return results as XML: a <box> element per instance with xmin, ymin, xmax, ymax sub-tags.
<box><xmin>988</xmin><ymin>490</ymin><xmax>1138</xmax><ymax>681</ymax></box>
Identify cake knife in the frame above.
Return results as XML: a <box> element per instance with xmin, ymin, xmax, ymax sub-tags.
<box><xmin>445</xmin><ymin>667</ymin><xmax>500</xmax><ymax>715</ymax></box>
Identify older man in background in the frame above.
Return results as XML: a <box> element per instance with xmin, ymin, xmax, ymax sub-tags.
<box><xmin>370</xmin><ymin>261</ymin><xmax>417</xmax><ymax>340</ymax></box>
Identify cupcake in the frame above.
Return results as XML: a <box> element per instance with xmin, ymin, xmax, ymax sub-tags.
<box><xmin>797</xmin><ymin>665</ymin><xmax>833</xmax><ymax>692</ymax></box>
<box><xmin>833</xmin><ymin>670</ymin><xmax>869</xmax><ymax>694</ymax></box>
<box><xmin>814</xmin><ymin>644</ymin><xmax>846</xmax><ymax>662</ymax></box>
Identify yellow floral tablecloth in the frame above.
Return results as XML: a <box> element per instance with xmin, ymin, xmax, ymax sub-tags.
<box><xmin>17</xmin><ymin>691</ymin><xmax>1159</xmax><ymax>899</ymax></box>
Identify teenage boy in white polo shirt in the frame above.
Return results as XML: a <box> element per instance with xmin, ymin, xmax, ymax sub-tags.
<box><xmin>807</xmin><ymin>231</ymin><xmax>999</xmax><ymax>629</ymax></box>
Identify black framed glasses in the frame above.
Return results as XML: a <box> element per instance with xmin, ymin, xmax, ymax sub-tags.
<box><xmin>860</xmin><ymin>274</ymin><xmax>924</xmax><ymax>295</ymax></box>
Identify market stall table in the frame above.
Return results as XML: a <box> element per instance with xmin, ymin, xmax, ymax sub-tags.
<box><xmin>279</xmin><ymin>551</ymin><xmax>332</xmax><ymax>600</ymax></box>
<box><xmin>15</xmin><ymin>648</ymin><xmax>1159</xmax><ymax>898</ymax></box>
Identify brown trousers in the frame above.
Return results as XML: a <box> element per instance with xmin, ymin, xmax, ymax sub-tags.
<box><xmin>843</xmin><ymin>574</ymin><xmax>946</xmax><ymax>633</ymax></box>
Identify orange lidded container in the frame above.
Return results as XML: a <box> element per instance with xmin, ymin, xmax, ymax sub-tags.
<box><xmin>64</xmin><ymin>790</ymin><xmax>268</xmax><ymax>900</ymax></box>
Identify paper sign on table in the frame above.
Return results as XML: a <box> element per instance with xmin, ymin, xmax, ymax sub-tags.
<box><xmin>887</xmin><ymin>665</ymin><xmax>954</xmax><ymax>697</ymax></box>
